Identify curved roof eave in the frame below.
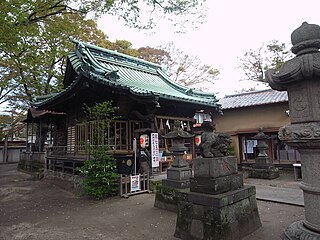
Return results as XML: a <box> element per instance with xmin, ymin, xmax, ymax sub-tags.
<box><xmin>34</xmin><ymin>38</ymin><xmax>220</xmax><ymax>111</ymax></box>
<box><xmin>32</xmin><ymin>75</ymin><xmax>83</xmax><ymax>109</ymax></box>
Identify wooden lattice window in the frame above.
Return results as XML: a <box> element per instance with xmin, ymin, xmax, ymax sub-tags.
<box><xmin>107</xmin><ymin>121</ymin><xmax>128</xmax><ymax>150</ymax></box>
<box><xmin>67</xmin><ymin>126</ymin><xmax>76</xmax><ymax>153</ymax></box>
<box><xmin>73</xmin><ymin>120</ymin><xmax>130</xmax><ymax>152</ymax></box>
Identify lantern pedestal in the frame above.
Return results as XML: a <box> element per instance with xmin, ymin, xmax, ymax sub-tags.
<box><xmin>162</xmin><ymin>166</ymin><xmax>192</xmax><ymax>189</ymax></box>
<box><xmin>174</xmin><ymin>156</ymin><xmax>261</xmax><ymax>240</ymax></box>
<box><xmin>249</xmin><ymin>156</ymin><xmax>280</xmax><ymax>179</ymax></box>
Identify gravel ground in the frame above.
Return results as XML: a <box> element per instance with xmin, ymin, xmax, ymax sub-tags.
<box><xmin>0</xmin><ymin>164</ymin><xmax>304</xmax><ymax>240</ymax></box>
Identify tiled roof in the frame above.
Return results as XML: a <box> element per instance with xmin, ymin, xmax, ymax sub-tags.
<box><xmin>219</xmin><ymin>89</ymin><xmax>288</xmax><ymax>109</ymax></box>
<box><xmin>33</xmin><ymin>39</ymin><xmax>219</xmax><ymax>109</ymax></box>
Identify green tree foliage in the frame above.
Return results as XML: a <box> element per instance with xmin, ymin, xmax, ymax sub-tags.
<box><xmin>84</xmin><ymin>101</ymin><xmax>118</xmax><ymax>122</ymax></box>
<box><xmin>239</xmin><ymin>40</ymin><xmax>293</xmax><ymax>83</ymax></box>
<box><xmin>0</xmin><ymin>114</ymin><xmax>14</xmax><ymax>140</ymax></box>
<box><xmin>0</xmin><ymin>2</ymin><xmax>112</xmax><ymax>109</ymax></box>
<box><xmin>109</xmin><ymin>40</ymin><xmax>138</xmax><ymax>56</ymax></box>
<box><xmin>78</xmin><ymin>101</ymin><xmax>119</xmax><ymax>199</ymax></box>
<box><xmin>138</xmin><ymin>42</ymin><xmax>219</xmax><ymax>90</ymax></box>
<box><xmin>0</xmin><ymin>0</ymin><xmax>206</xmax><ymax>110</ymax></box>
<box><xmin>137</xmin><ymin>46</ymin><xmax>170</xmax><ymax>63</ymax></box>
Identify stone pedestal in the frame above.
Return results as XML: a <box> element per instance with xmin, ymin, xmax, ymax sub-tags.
<box><xmin>154</xmin><ymin>155</ymin><xmax>192</xmax><ymax>212</ymax></box>
<box><xmin>249</xmin><ymin>157</ymin><xmax>280</xmax><ymax>179</ymax></box>
<box><xmin>162</xmin><ymin>166</ymin><xmax>192</xmax><ymax>189</ymax></box>
<box><xmin>174</xmin><ymin>156</ymin><xmax>261</xmax><ymax>240</ymax></box>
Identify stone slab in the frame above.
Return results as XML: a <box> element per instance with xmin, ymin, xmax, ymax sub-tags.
<box><xmin>193</xmin><ymin>156</ymin><xmax>238</xmax><ymax>178</ymax></box>
<box><xmin>249</xmin><ymin>168</ymin><xmax>280</xmax><ymax>179</ymax></box>
<box><xmin>190</xmin><ymin>173</ymin><xmax>244</xmax><ymax>195</ymax></box>
<box><xmin>167</xmin><ymin>167</ymin><xmax>192</xmax><ymax>181</ymax></box>
<box><xmin>162</xmin><ymin>178</ymin><xmax>190</xmax><ymax>189</ymax></box>
<box><xmin>178</xmin><ymin>185</ymin><xmax>256</xmax><ymax>208</ymax></box>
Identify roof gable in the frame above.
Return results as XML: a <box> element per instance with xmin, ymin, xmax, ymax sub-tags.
<box><xmin>219</xmin><ymin>89</ymin><xmax>288</xmax><ymax>110</ymax></box>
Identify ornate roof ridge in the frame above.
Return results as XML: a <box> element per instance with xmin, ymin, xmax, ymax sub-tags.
<box><xmin>70</xmin><ymin>38</ymin><xmax>162</xmax><ymax>71</ymax></box>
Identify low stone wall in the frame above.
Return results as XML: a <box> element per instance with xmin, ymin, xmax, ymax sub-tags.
<box><xmin>44</xmin><ymin>169</ymin><xmax>82</xmax><ymax>189</ymax></box>
<box><xmin>18</xmin><ymin>152</ymin><xmax>46</xmax><ymax>179</ymax></box>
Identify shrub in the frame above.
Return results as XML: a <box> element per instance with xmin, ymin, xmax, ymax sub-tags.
<box><xmin>78</xmin><ymin>101</ymin><xmax>119</xmax><ymax>199</ymax></box>
<box><xmin>78</xmin><ymin>145</ymin><xmax>119</xmax><ymax>199</ymax></box>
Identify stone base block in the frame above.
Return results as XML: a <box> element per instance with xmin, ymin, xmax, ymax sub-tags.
<box><xmin>190</xmin><ymin>173</ymin><xmax>243</xmax><ymax>195</ymax></box>
<box><xmin>252</xmin><ymin>162</ymin><xmax>277</xmax><ymax>169</ymax></box>
<box><xmin>167</xmin><ymin>167</ymin><xmax>192</xmax><ymax>181</ymax></box>
<box><xmin>154</xmin><ymin>185</ymin><xmax>189</xmax><ymax>212</ymax></box>
<box><xmin>162</xmin><ymin>178</ymin><xmax>190</xmax><ymax>189</ymax></box>
<box><xmin>254</xmin><ymin>156</ymin><xmax>272</xmax><ymax>166</ymax></box>
<box><xmin>174</xmin><ymin>186</ymin><xmax>261</xmax><ymax>240</ymax></box>
<box><xmin>193</xmin><ymin>156</ymin><xmax>238</xmax><ymax>178</ymax></box>
<box><xmin>281</xmin><ymin>220</ymin><xmax>320</xmax><ymax>239</ymax></box>
<box><xmin>248</xmin><ymin>167</ymin><xmax>280</xmax><ymax>179</ymax></box>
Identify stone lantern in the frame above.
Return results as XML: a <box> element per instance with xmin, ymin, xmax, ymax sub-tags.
<box><xmin>161</xmin><ymin>120</ymin><xmax>194</xmax><ymax>189</ymax></box>
<box><xmin>154</xmin><ymin>120</ymin><xmax>194</xmax><ymax>212</ymax></box>
<box><xmin>249</xmin><ymin>128</ymin><xmax>279</xmax><ymax>179</ymax></box>
<box><xmin>266</xmin><ymin>22</ymin><xmax>320</xmax><ymax>239</ymax></box>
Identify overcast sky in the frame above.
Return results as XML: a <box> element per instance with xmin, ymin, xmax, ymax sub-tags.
<box><xmin>97</xmin><ymin>0</ymin><xmax>320</xmax><ymax>98</ymax></box>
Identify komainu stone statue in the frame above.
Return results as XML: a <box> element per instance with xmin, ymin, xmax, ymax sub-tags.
<box><xmin>199</xmin><ymin>121</ymin><xmax>231</xmax><ymax>157</ymax></box>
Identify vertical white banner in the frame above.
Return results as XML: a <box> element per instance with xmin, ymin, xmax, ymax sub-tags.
<box><xmin>151</xmin><ymin>133</ymin><xmax>160</xmax><ymax>167</ymax></box>
<box><xmin>133</xmin><ymin>138</ymin><xmax>137</xmax><ymax>175</ymax></box>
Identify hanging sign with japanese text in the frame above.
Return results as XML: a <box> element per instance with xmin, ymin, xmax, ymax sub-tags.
<box><xmin>151</xmin><ymin>133</ymin><xmax>160</xmax><ymax>167</ymax></box>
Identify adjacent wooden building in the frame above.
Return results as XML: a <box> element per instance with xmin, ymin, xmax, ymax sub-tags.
<box><xmin>215</xmin><ymin>89</ymin><xmax>300</xmax><ymax>166</ymax></box>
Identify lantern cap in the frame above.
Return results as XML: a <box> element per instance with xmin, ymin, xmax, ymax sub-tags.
<box><xmin>163</xmin><ymin>120</ymin><xmax>194</xmax><ymax>139</ymax></box>
<box><xmin>252</xmin><ymin>128</ymin><xmax>270</xmax><ymax>140</ymax></box>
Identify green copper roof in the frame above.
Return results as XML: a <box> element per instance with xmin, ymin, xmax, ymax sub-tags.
<box><xmin>33</xmin><ymin>39</ymin><xmax>219</xmax><ymax>108</ymax></box>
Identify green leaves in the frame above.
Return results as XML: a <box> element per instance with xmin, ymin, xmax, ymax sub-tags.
<box><xmin>239</xmin><ymin>40</ymin><xmax>293</xmax><ymax>83</ymax></box>
<box><xmin>78</xmin><ymin>154</ymin><xmax>119</xmax><ymax>199</ymax></box>
<box><xmin>78</xmin><ymin>103</ymin><xmax>119</xmax><ymax>199</ymax></box>
<box><xmin>0</xmin><ymin>0</ymin><xmax>207</xmax><ymax>110</ymax></box>
<box><xmin>0</xmin><ymin>2</ymin><xmax>113</xmax><ymax>110</ymax></box>
<box><xmin>84</xmin><ymin>101</ymin><xmax>117</xmax><ymax>121</ymax></box>
<box><xmin>78</xmin><ymin>102</ymin><xmax>119</xmax><ymax>199</ymax></box>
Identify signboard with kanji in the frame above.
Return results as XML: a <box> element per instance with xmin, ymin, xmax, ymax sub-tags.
<box><xmin>150</xmin><ymin>133</ymin><xmax>160</xmax><ymax>167</ymax></box>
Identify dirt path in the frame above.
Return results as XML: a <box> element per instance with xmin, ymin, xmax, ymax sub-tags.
<box><xmin>0</xmin><ymin>164</ymin><xmax>304</xmax><ymax>240</ymax></box>
<box><xmin>0</xmin><ymin>164</ymin><xmax>177</xmax><ymax>240</ymax></box>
